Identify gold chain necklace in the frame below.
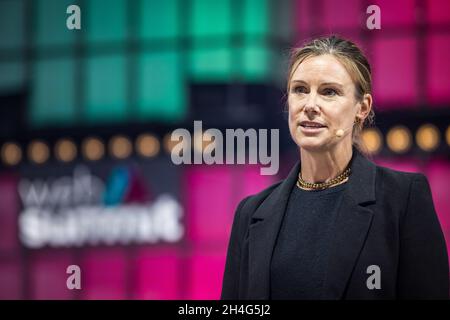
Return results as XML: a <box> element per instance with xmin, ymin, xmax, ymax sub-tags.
<box><xmin>297</xmin><ymin>167</ymin><xmax>351</xmax><ymax>190</ymax></box>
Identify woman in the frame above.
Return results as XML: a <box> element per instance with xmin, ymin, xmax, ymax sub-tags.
<box><xmin>221</xmin><ymin>36</ymin><xmax>449</xmax><ymax>300</ymax></box>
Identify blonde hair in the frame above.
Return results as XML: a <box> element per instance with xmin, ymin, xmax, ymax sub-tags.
<box><xmin>287</xmin><ymin>35</ymin><xmax>375</xmax><ymax>154</ymax></box>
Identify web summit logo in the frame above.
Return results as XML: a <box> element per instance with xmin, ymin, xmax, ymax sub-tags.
<box><xmin>18</xmin><ymin>165</ymin><xmax>183</xmax><ymax>248</ymax></box>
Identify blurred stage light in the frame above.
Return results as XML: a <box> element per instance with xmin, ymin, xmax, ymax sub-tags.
<box><xmin>109</xmin><ymin>135</ymin><xmax>132</xmax><ymax>159</ymax></box>
<box><xmin>386</xmin><ymin>126</ymin><xmax>412</xmax><ymax>153</ymax></box>
<box><xmin>55</xmin><ymin>138</ymin><xmax>77</xmax><ymax>162</ymax></box>
<box><xmin>136</xmin><ymin>134</ymin><xmax>160</xmax><ymax>158</ymax></box>
<box><xmin>416</xmin><ymin>124</ymin><xmax>440</xmax><ymax>152</ymax></box>
<box><xmin>445</xmin><ymin>125</ymin><xmax>450</xmax><ymax>147</ymax></box>
<box><xmin>28</xmin><ymin>140</ymin><xmax>50</xmax><ymax>164</ymax></box>
<box><xmin>1</xmin><ymin>142</ymin><xmax>22</xmax><ymax>166</ymax></box>
<box><xmin>82</xmin><ymin>137</ymin><xmax>104</xmax><ymax>161</ymax></box>
<box><xmin>163</xmin><ymin>132</ymin><xmax>181</xmax><ymax>154</ymax></box>
<box><xmin>361</xmin><ymin>128</ymin><xmax>382</xmax><ymax>155</ymax></box>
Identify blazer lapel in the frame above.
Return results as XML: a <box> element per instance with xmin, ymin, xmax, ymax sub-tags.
<box><xmin>247</xmin><ymin>149</ymin><xmax>377</xmax><ymax>300</ymax></box>
<box><xmin>247</xmin><ymin>162</ymin><xmax>300</xmax><ymax>299</ymax></box>
<box><xmin>322</xmin><ymin>151</ymin><xmax>377</xmax><ymax>299</ymax></box>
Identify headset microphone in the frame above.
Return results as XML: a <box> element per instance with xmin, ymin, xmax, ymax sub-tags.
<box><xmin>335</xmin><ymin>126</ymin><xmax>352</xmax><ymax>138</ymax></box>
<box><xmin>336</xmin><ymin>117</ymin><xmax>361</xmax><ymax>137</ymax></box>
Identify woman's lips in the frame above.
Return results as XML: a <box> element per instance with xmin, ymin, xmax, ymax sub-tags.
<box><xmin>299</xmin><ymin>125</ymin><xmax>326</xmax><ymax>134</ymax></box>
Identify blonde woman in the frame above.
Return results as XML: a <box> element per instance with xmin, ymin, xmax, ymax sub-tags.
<box><xmin>221</xmin><ymin>36</ymin><xmax>448</xmax><ymax>300</ymax></box>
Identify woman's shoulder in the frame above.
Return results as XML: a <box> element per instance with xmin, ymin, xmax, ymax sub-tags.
<box><xmin>235</xmin><ymin>180</ymin><xmax>284</xmax><ymax>217</ymax></box>
<box><xmin>372</xmin><ymin>161</ymin><xmax>432</xmax><ymax>209</ymax></box>
<box><xmin>374</xmin><ymin>161</ymin><xmax>429</xmax><ymax>187</ymax></box>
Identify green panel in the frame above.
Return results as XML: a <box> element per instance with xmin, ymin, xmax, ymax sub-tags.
<box><xmin>0</xmin><ymin>61</ymin><xmax>25</xmax><ymax>94</ymax></box>
<box><xmin>85</xmin><ymin>54</ymin><xmax>127</xmax><ymax>123</ymax></box>
<box><xmin>30</xmin><ymin>58</ymin><xmax>76</xmax><ymax>127</ymax></box>
<box><xmin>139</xmin><ymin>0</ymin><xmax>179</xmax><ymax>39</ymax></box>
<box><xmin>85</xmin><ymin>0</ymin><xmax>127</xmax><ymax>44</ymax></box>
<box><xmin>0</xmin><ymin>0</ymin><xmax>25</xmax><ymax>49</ymax></box>
<box><xmin>242</xmin><ymin>0</ymin><xmax>270</xmax><ymax>37</ymax></box>
<box><xmin>190</xmin><ymin>0</ymin><xmax>231</xmax><ymax>38</ymax></box>
<box><xmin>137</xmin><ymin>52</ymin><xmax>185</xmax><ymax>121</ymax></box>
<box><xmin>240</xmin><ymin>44</ymin><xmax>273</xmax><ymax>81</ymax></box>
<box><xmin>189</xmin><ymin>47</ymin><xmax>233</xmax><ymax>81</ymax></box>
<box><xmin>34</xmin><ymin>0</ymin><xmax>77</xmax><ymax>48</ymax></box>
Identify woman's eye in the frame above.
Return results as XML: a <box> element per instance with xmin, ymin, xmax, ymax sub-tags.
<box><xmin>292</xmin><ymin>86</ymin><xmax>307</xmax><ymax>94</ymax></box>
<box><xmin>322</xmin><ymin>88</ymin><xmax>338</xmax><ymax>96</ymax></box>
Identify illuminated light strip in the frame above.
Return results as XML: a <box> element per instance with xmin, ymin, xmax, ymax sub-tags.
<box><xmin>3</xmin><ymin>123</ymin><xmax>447</xmax><ymax>167</ymax></box>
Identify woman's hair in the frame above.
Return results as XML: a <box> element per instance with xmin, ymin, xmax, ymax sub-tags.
<box><xmin>287</xmin><ymin>35</ymin><xmax>374</xmax><ymax>154</ymax></box>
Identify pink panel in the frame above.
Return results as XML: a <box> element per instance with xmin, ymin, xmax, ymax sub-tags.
<box><xmin>427</xmin><ymin>35</ymin><xmax>450</xmax><ymax>105</ymax></box>
<box><xmin>81</xmin><ymin>249</ymin><xmax>127</xmax><ymax>299</ymax></box>
<box><xmin>187</xmin><ymin>251</ymin><xmax>226</xmax><ymax>300</ymax></box>
<box><xmin>184</xmin><ymin>165</ymin><xmax>234</xmax><ymax>245</ymax></box>
<box><xmin>30</xmin><ymin>250</ymin><xmax>76</xmax><ymax>299</ymax></box>
<box><xmin>373</xmin><ymin>157</ymin><xmax>421</xmax><ymax>173</ymax></box>
<box><xmin>322</xmin><ymin>0</ymin><xmax>362</xmax><ymax>31</ymax></box>
<box><xmin>372</xmin><ymin>37</ymin><xmax>417</xmax><ymax>108</ymax></box>
<box><xmin>426</xmin><ymin>0</ymin><xmax>450</xmax><ymax>24</ymax></box>
<box><xmin>0</xmin><ymin>260</ymin><xmax>22</xmax><ymax>299</ymax></box>
<box><xmin>241</xmin><ymin>165</ymin><xmax>276</xmax><ymax>198</ymax></box>
<box><xmin>133</xmin><ymin>247</ymin><xmax>181</xmax><ymax>300</ymax></box>
<box><xmin>185</xmin><ymin>165</ymin><xmax>275</xmax><ymax>245</ymax></box>
<box><xmin>371</xmin><ymin>0</ymin><xmax>416</xmax><ymax>26</ymax></box>
<box><xmin>425</xmin><ymin>160</ymin><xmax>450</xmax><ymax>268</ymax></box>
<box><xmin>295</xmin><ymin>0</ymin><xmax>314</xmax><ymax>34</ymax></box>
<box><xmin>0</xmin><ymin>174</ymin><xmax>19</xmax><ymax>252</ymax></box>
<box><xmin>425</xmin><ymin>160</ymin><xmax>450</xmax><ymax>230</ymax></box>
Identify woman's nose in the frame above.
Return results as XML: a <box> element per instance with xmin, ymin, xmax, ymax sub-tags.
<box><xmin>304</xmin><ymin>93</ymin><xmax>320</xmax><ymax>114</ymax></box>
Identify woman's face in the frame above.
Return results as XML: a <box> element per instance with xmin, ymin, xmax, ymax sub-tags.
<box><xmin>288</xmin><ymin>54</ymin><xmax>361</xmax><ymax>152</ymax></box>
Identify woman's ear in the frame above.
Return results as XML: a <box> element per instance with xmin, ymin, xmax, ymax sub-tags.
<box><xmin>357</xmin><ymin>93</ymin><xmax>372</xmax><ymax>121</ymax></box>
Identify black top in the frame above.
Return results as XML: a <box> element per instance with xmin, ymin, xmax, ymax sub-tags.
<box><xmin>270</xmin><ymin>182</ymin><xmax>347</xmax><ymax>300</ymax></box>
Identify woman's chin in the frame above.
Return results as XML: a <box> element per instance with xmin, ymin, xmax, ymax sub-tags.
<box><xmin>297</xmin><ymin>137</ymin><xmax>329</xmax><ymax>152</ymax></box>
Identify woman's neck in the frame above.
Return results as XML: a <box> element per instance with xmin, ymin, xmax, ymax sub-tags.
<box><xmin>299</xmin><ymin>146</ymin><xmax>353</xmax><ymax>184</ymax></box>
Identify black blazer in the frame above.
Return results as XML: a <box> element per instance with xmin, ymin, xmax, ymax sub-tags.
<box><xmin>221</xmin><ymin>150</ymin><xmax>449</xmax><ymax>300</ymax></box>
